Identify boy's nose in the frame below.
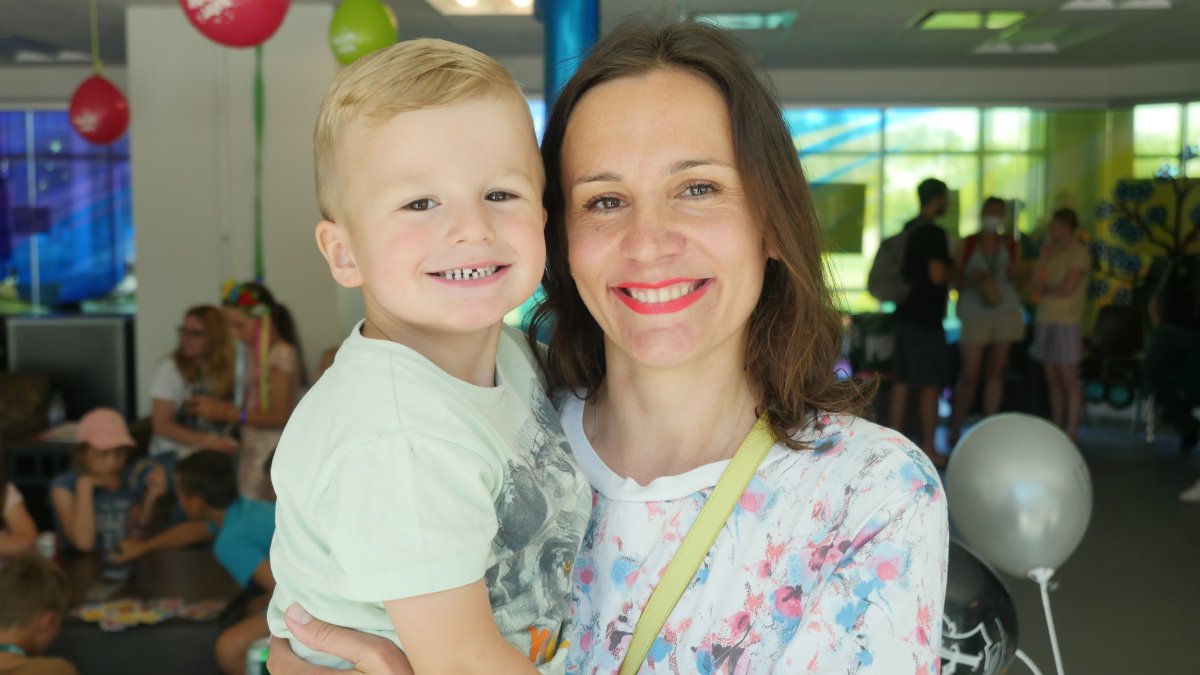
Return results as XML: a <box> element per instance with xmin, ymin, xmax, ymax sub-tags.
<box><xmin>447</xmin><ymin>204</ymin><xmax>497</xmax><ymax>245</ymax></box>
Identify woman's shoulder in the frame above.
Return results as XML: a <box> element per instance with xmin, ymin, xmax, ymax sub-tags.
<box><xmin>776</xmin><ymin>414</ymin><xmax>942</xmax><ymax>497</ymax></box>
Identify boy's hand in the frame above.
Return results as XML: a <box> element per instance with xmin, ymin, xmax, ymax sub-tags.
<box><xmin>206</xmin><ymin>435</ymin><xmax>239</xmax><ymax>453</ymax></box>
<box><xmin>145</xmin><ymin>466</ymin><xmax>168</xmax><ymax>501</ymax></box>
<box><xmin>266</xmin><ymin>604</ymin><xmax>413</xmax><ymax>675</ymax></box>
<box><xmin>111</xmin><ymin>538</ymin><xmax>146</xmax><ymax>564</ymax></box>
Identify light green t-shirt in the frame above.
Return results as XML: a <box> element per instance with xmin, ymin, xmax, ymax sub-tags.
<box><xmin>267</xmin><ymin>323</ymin><xmax>592</xmax><ymax>672</ymax></box>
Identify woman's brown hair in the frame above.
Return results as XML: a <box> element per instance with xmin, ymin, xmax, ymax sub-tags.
<box><xmin>528</xmin><ymin>15</ymin><xmax>874</xmax><ymax>448</ymax></box>
<box><xmin>173</xmin><ymin>305</ymin><xmax>235</xmax><ymax>400</ymax></box>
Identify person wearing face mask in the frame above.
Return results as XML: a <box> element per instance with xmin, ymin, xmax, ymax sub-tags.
<box><xmin>888</xmin><ymin>178</ymin><xmax>954</xmax><ymax>468</ymax></box>
<box><xmin>949</xmin><ymin>197</ymin><xmax>1023</xmax><ymax>446</ymax></box>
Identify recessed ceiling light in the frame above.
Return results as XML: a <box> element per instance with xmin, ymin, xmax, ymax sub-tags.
<box><xmin>1061</xmin><ymin>0</ymin><xmax>1171</xmax><ymax>9</ymax></box>
<box><xmin>916</xmin><ymin>10</ymin><xmax>1028</xmax><ymax>30</ymax></box>
<box><xmin>425</xmin><ymin>0</ymin><xmax>533</xmax><ymax>15</ymax></box>
<box><xmin>694</xmin><ymin>11</ymin><xmax>798</xmax><ymax>31</ymax></box>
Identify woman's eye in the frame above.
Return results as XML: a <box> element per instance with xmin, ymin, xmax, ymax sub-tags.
<box><xmin>585</xmin><ymin>196</ymin><xmax>623</xmax><ymax>211</ymax></box>
<box><xmin>486</xmin><ymin>191</ymin><xmax>516</xmax><ymax>202</ymax></box>
<box><xmin>683</xmin><ymin>182</ymin><xmax>717</xmax><ymax>198</ymax></box>
<box><xmin>404</xmin><ymin>198</ymin><xmax>435</xmax><ymax>211</ymax></box>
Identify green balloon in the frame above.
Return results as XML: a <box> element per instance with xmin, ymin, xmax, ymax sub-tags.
<box><xmin>330</xmin><ymin>0</ymin><xmax>398</xmax><ymax>65</ymax></box>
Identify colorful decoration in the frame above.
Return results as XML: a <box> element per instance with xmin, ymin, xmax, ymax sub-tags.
<box><xmin>222</xmin><ymin>280</ymin><xmax>272</xmax><ymax>412</ymax></box>
<box><xmin>329</xmin><ymin>0</ymin><xmax>398</xmax><ymax>65</ymax></box>
<box><xmin>70</xmin><ymin>0</ymin><xmax>130</xmax><ymax>145</ymax></box>
<box><xmin>179</xmin><ymin>0</ymin><xmax>291</xmax><ymax>48</ymax></box>
<box><xmin>69</xmin><ymin>76</ymin><xmax>130</xmax><ymax>144</ymax></box>
<box><xmin>1091</xmin><ymin>158</ymin><xmax>1200</xmax><ymax>310</ymax></box>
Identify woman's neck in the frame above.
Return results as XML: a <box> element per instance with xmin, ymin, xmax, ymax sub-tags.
<box><xmin>589</xmin><ymin>342</ymin><xmax>759</xmax><ymax>483</ymax></box>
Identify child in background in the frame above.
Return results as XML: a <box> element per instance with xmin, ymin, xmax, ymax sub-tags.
<box><xmin>267</xmin><ymin>39</ymin><xmax>591</xmax><ymax>673</ymax></box>
<box><xmin>113</xmin><ymin>450</ymin><xmax>274</xmax><ymax>675</ymax></box>
<box><xmin>0</xmin><ymin>444</ymin><xmax>37</xmax><ymax>559</ymax></box>
<box><xmin>0</xmin><ymin>553</ymin><xmax>78</xmax><ymax>675</ymax></box>
<box><xmin>48</xmin><ymin>408</ymin><xmax>166</xmax><ymax>554</ymax></box>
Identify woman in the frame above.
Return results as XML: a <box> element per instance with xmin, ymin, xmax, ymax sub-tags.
<box><xmin>147</xmin><ymin>305</ymin><xmax>238</xmax><ymax>476</ymax></box>
<box><xmin>950</xmin><ymin>197</ymin><xmax>1024</xmax><ymax>444</ymax></box>
<box><xmin>271</xmin><ymin>16</ymin><xmax>947</xmax><ymax>673</ymax></box>
<box><xmin>1031</xmin><ymin>208</ymin><xmax>1090</xmax><ymax>442</ymax></box>
<box><xmin>189</xmin><ymin>281</ymin><xmax>304</xmax><ymax>501</ymax></box>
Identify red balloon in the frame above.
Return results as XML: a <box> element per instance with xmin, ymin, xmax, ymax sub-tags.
<box><xmin>179</xmin><ymin>0</ymin><xmax>291</xmax><ymax>48</ymax></box>
<box><xmin>69</xmin><ymin>75</ymin><xmax>130</xmax><ymax>145</ymax></box>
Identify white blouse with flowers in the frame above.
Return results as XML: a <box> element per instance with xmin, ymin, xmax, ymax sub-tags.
<box><xmin>560</xmin><ymin>396</ymin><xmax>948</xmax><ymax>674</ymax></box>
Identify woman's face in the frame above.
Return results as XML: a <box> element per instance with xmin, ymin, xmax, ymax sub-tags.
<box><xmin>561</xmin><ymin>69</ymin><xmax>768</xmax><ymax>370</ymax></box>
<box><xmin>222</xmin><ymin>306</ymin><xmax>258</xmax><ymax>346</ymax></box>
<box><xmin>1049</xmin><ymin>218</ymin><xmax>1073</xmax><ymax>244</ymax></box>
<box><xmin>83</xmin><ymin>445</ymin><xmax>126</xmax><ymax>478</ymax></box>
<box><xmin>178</xmin><ymin>314</ymin><xmax>209</xmax><ymax>360</ymax></box>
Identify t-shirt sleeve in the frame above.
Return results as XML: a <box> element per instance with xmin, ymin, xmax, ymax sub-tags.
<box><xmin>781</xmin><ymin>447</ymin><xmax>949</xmax><ymax>673</ymax></box>
<box><xmin>4</xmin><ymin>482</ymin><xmax>23</xmax><ymax>513</ymax></box>
<box><xmin>214</xmin><ymin>506</ymin><xmax>274</xmax><ymax>588</ymax></box>
<box><xmin>315</xmin><ymin>432</ymin><xmax>502</xmax><ymax>604</ymax></box>
<box><xmin>49</xmin><ymin>471</ymin><xmax>78</xmax><ymax>494</ymax></box>
<box><xmin>149</xmin><ymin>359</ymin><xmax>186</xmax><ymax>403</ymax></box>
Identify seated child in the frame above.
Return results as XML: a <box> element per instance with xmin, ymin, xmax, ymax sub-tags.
<box><xmin>1</xmin><ymin>444</ymin><xmax>37</xmax><ymax>559</ymax></box>
<box><xmin>113</xmin><ymin>450</ymin><xmax>274</xmax><ymax>675</ymax></box>
<box><xmin>266</xmin><ymin>39</ymin><xmax>591</xmax><ymax>673</ymax></box>
<box><xmin>0</xmin><ymin>553</ymin><xmax>78</xmax><ymax>675</ymax></box>
<box><xmin>49</xmin><ymin>409</ymin><xmax>166</xmax><ymax>554</ymax></box>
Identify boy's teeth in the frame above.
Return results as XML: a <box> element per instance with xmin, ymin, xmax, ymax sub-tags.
<box><xmin>440</xmin><ymin>266</ymin><xmax>498</xmax><ymax>280</ymax></box>
<box><xmin>627</xmin><ymin>281</ymin><xmax>698</xmax><ymax>304</ymax></box>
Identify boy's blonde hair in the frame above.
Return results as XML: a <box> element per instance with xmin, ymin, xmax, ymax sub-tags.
<box><xmin>0</xmin><ymin>554</ymin><xmax>69</xmax><ymax>628</ymax></box>
<box><xmin>315</xmin><ymin>38</ymin><xmax>531</xmax><ymax>221</ymax></box>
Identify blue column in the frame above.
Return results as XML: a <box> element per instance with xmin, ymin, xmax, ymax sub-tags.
<box><xmin>535</xmin><ymin>0</ymin><xmax>599</xmax><ymax>107</ymax></box>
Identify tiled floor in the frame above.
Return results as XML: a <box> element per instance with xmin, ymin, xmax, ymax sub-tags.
<box><xmin>941</xmin><ymin>418</ymin><xmax>1200</xmax><ymax>675</ymax></box>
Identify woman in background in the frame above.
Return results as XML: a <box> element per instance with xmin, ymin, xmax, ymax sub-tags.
<box><xmin>189</xmin><ymin>281</ymin><xmax>304</xmax><ymax>501</ymax></box>
<box><xmin>147</xmin><ymin>305</ymin><xmax>238</xmax><ymax>478</ymax></box>
<box><xmin>1031</xmin><ymin>208</ymin><xmax>1090</xmax><ymax>442</ymax></box>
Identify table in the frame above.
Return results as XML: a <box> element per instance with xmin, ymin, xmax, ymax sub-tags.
<box><xmin>48</xmin><ymin>548</ymin><xmax>244</xmax><ymax>675</ymax></box>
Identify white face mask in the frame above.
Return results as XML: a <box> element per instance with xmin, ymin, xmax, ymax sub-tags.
<box><xmin>981</xmin><ymin>216</ymin><xmax>1005</xmax><ymax>233</ymax></box>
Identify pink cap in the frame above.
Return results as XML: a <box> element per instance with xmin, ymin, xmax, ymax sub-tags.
<box><xmin>75</xmin><ymin>408</ymin><xmax>135</xmax><ymax>451</ymax></box>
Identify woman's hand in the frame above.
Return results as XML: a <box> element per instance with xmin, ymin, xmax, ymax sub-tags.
<box><xmin>266</xmin><ymin>605</ymin><xmax>414</xmax><ymax>675</ymax></box>
<box><xmin>187</xmin><ymin>396</ymin><xmax>237</xmax><ymax>424</ymax></box>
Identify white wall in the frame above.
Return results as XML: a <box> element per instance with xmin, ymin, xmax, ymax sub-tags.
<box><xmin>0</xmin><ymin>66</ymin><xmax>128</xmax><ymax>106</ymax></box>
<box><xmin>128</xmin><ymin>4</ymin><xmax>358</xmax><ymax>415</ymax></box>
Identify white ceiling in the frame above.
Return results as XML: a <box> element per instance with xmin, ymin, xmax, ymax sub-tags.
<box><xmin>1</xmin><ymin>0</ymin><xmax>1199</xmax><ymax>68</ymax></box>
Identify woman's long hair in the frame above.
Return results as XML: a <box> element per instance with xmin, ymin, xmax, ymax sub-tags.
<box><xmin>528</xmin><ymin>15</ymin><xmax>874</xmax><ymax>447</ymax></box>
<box><xmin>172</xmin><ymin>305</ymin><xmax>235</xmax><ymax>399</ymax></box>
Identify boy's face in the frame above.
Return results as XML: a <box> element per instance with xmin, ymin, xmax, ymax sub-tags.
<box><xmin>319</xmin><ymin>94</ymin><xmax>546</xmax><ymax>338</ymax></box>
<box><xmin>174</xmin><ymin>476</ymin><xmax>205</xmax><ymax>520</ymax></box>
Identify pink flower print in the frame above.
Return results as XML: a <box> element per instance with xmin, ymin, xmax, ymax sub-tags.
<box><xmin>581</xmin><ymin>629</ymin><xmax>594</xmax><ymax>652</ymax></box>
<box><xmin>755</xmin><ymin>560</ymin><xmax>772</xmax><ymax>577</ymax></box>
<box><xmin>875</xmin><ymin>557</ymin><xmax>900</xmax><ymax>581</ymax></box>
<box><xmin>772</xmin><ymin>585</ymin><xmax>804</xmax><ymax>619</ymax></box>
<box><xmin>740</xmin><ymin>489</ymin><xmax>765</xmax><ymax>513</ymax></box>
<box><xmin>730</xmin><ymin>611</ymin><xmax>751</xmax><ymax>634</ymax></box>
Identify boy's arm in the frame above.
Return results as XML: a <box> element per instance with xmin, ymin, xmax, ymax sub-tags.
<box><xmin>112</xmin><ymin>520</ymin><xmax>214</xmax><ymax>563</ymax></box>
<box><xmin>251</xmin><ymin>558</ymin><xmax>276</xmax><ymax>591</ymax></box>
<box><xmin>385</xmin><ymin>580</ymin><xmax>539</xmax><ymax>675</ymax></box>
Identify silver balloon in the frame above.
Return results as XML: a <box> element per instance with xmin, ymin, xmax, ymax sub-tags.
<box><xmin>946</xmin><ymin>413</ymin><xmax>1093</xmax><ymax>578</ymax></box>
<box><xmin>941</xmin><ymin>540</ymin><xmax>1019</xmax><ymax>675</ymax></box>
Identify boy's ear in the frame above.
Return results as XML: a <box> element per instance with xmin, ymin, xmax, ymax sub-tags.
<box><xmin>32</xmin><ymin>609</ymin><xmax>63</xmax><ymax>651</ymax></box>
<box><xmin>316</xmin><ymin>220</ymin><xmax>363</xmax><ymax>289</ymax></box>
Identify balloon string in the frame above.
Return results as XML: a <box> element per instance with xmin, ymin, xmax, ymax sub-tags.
<box><xmin>1028</xmin><ymin>567</ymin><xmax>1066</xmax><ymax>675</ymax></box>
<box><xmin>1015</xmin><ymin>649</ymin><xmax>1045</xmax><ymax>675</ymax></box>
<box><xmin>89</xmin><ymin>0</ymin><xmax>102</xmax><ymax>74</ymax></box>
<box><xmin>253</xmin><ymin>45</ymin><xmax>265</xmax><ymax>282</ymax></box>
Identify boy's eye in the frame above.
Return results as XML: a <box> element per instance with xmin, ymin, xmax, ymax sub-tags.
<box><xmin>486</xmin><ymin>191</ymin><xmax>516</xmax><ymax>202</ymax></box>
<box><xmin>404</xmin><ymin>198</ymin><xmax>435</xmax><ymax>211</ymax></box>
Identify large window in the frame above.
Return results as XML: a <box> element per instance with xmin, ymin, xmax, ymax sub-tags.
<box><xmin>1132</xmin><ymin>101</ymin><xmax>1200</xmax><ymax>178</ymax></box>
<box><xmin>786</xmin><ymin>106</ymin><xmax>1046</xmax><ymax>311</ymax></box>
<box><xmin>0</xmin><ymin>110</ymin><xmax>133</xmax><ymax>313</ymax></box>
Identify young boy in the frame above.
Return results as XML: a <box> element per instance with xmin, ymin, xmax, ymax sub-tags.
<box><xmin>0</xmin><ymin>554</ymin><xmax>78</xmax><ymax>675</ymax></box>
<box><xmin>112</xmin><ymin>450</ymin><xmax>274</xmax><ymax>675</ymax></box>
<box><xmin>266</xmin><ymin>39</ymin><xmax>591</xmax><ymax>673</ymax></box>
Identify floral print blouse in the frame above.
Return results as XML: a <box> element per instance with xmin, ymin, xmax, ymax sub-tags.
<box><xmin>560</xmin><ymin>397</ymin><xmax>948</xmax><ymax>674</ymax></box>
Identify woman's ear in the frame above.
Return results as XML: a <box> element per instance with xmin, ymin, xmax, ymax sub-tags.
<box><xmin>315</xmin><ymin>220</ymin><xmax>362</xmax><ymax>289</ymax></box>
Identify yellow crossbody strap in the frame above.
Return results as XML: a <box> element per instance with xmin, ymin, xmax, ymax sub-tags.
<box><xmin>618</xmin><ymin>415</ymin><xmax>776</xmax><ymax>675</ymax></box>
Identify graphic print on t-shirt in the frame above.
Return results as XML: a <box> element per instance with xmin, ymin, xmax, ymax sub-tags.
<box><xmin>486</xmin><ymin>381</ymin><xmax>591</xmax><ymax>665</ymax></box>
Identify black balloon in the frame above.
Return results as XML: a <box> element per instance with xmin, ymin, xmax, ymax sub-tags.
<box><xmin>941</xmin><ymin>540</ymin><xmax>1019</xmax><ymax>675</ymax></box>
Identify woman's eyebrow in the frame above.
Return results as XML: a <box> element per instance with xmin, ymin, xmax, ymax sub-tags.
<box><xmin>572</xmin><ymin>171</ymin><xmax>621</xmax><ymax>187</ymax></box>
<box><xmin>665</xmin><ymin>157</ymin><xmax>730</xmax><ymax>175</ymax></box>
